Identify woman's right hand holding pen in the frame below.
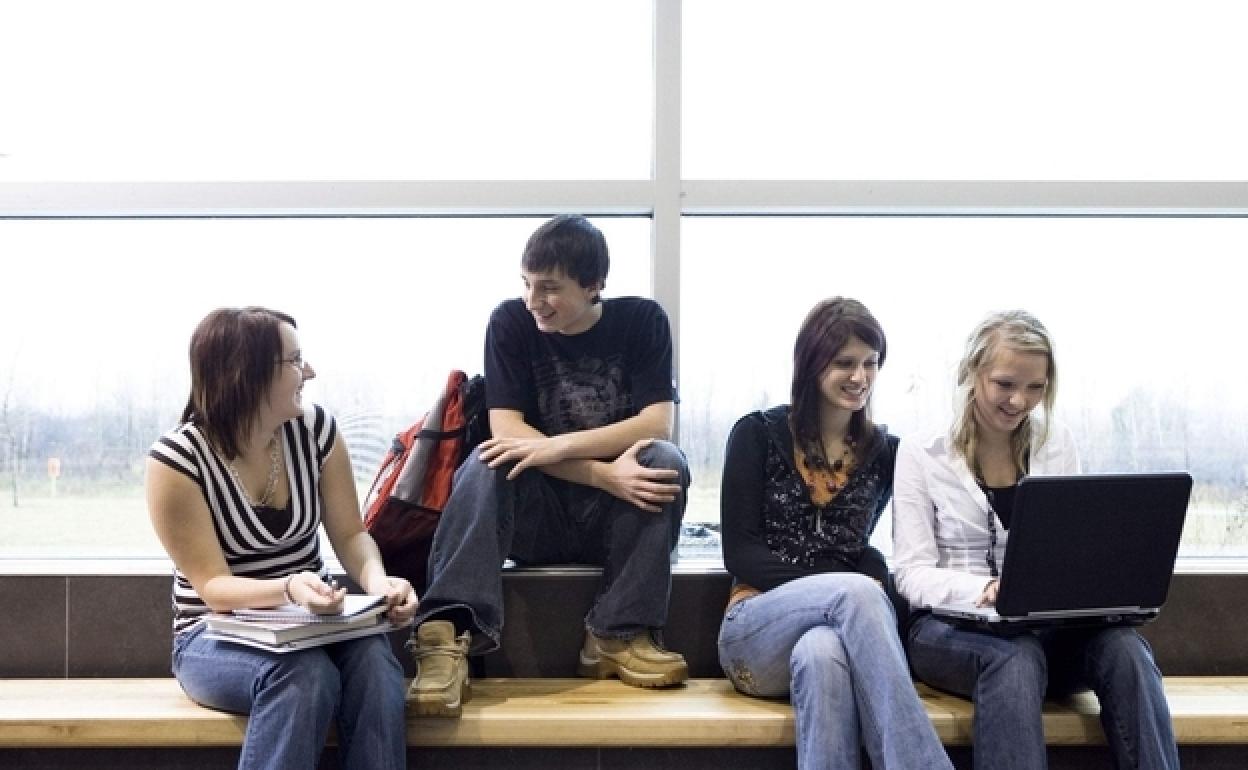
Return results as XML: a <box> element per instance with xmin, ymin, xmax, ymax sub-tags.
<box><xmin>283</xmin><ymin>571</ymin><xmax>347</xmax><ymax>615</ymax></box>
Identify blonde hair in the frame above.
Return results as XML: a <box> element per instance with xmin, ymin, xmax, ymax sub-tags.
<box><xmin>951</xmin><ymin>310</ymin><xmax>1057</xmax><ymax>479</ymax></box>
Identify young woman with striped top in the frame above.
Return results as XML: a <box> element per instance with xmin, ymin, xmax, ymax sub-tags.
<box><xmin>147</xmin><ymin>306</ymin><xmax>417</xmax><ymax>770</ymax></box>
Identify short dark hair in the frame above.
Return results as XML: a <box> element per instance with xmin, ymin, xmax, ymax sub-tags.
<box><xmin>790</xmin><ymin>297</ymin><xmax>887</xmax><ymax>466</ymax></box>
<box><xmin>179</xmin><ymin>306</ymin><xmax>296</xmax><ymax>460</ymax></box>
<box><xmin>521</xmin><ymin>215</ymin><xmax>610</xmax><ymax>294</ymax></box>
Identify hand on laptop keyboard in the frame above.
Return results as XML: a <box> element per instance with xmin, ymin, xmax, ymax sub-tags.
<box><xmin>976</xmin><ymin>579</ymin><xmax>1000</xmax><ymax>608</ymax></box>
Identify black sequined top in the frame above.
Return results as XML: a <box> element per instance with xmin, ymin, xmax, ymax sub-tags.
<box><xmin>721</xmin><ymin>405</ymin><xmax>898</xmax><ymax>592</ymax></box>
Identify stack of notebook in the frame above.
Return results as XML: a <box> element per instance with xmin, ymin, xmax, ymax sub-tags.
<box><xmin>204</xmin><ymin>594</ymin><xmax>402</xmax><ymax>653</ymax></box>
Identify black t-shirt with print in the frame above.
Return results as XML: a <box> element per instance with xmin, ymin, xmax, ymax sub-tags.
<box><xmin>484</xmin><ymin>297</ymin><xmax>677</xmax><ymax>437</ymax></box>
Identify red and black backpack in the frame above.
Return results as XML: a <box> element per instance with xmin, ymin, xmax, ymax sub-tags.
<box><xmin>363</xmin><ymin>370</ymin><xmax>488</xmax><ymax>594</ymax></box>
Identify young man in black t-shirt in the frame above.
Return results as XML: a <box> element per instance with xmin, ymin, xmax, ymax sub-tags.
<box><xmin>407</xmin><ymin>215</ymin><xmax>691</xmax><ymax>717</ymax></box>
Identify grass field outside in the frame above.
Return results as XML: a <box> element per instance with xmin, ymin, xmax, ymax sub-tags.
<box><xmin>1</xmin><ymin>477</ymin><xmax>1244</xmax><ymax>560</ymax></box>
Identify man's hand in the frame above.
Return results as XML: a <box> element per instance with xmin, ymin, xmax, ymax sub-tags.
<box><xmin>479</xmin><ymin>435</ymin><xmax>570</xmax><ymax>480</ymax></box>
<box><xmin>596</xmin><ymin>439</ymin><xmax>682</xmax><ymax>512</ymax></box>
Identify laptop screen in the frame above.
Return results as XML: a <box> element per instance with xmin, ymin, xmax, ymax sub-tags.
<box><xmin>994</xmin><ymin>472</ymin><xmax>1192</xmax><ymax>617</ymax></box>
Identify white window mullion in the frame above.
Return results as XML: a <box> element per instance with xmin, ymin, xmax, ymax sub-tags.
<box><xmin>679</xmin><ymin>180</ymin><xmax>1248</xmax><ymax>217</ymax></box>
<box><xmin>0</xmin><ymin>180</ymin><xmax>654</xmax><ymax>218</ymax></box>
<box><xmin>653</xmin><ymin>0</ymin><xmax>683</xmax><ymax>435</ymax></box>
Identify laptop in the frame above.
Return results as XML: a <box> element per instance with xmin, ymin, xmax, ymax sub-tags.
<box><xmin>931</xmin><ymin>471</ymin><xmax>1192</xmax><ymax>631</ymax></box>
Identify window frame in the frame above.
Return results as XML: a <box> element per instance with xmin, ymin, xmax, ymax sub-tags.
<box><xmin>2</xmin><ymin>0</ymin><xmax>1246</xmax><ymax>571</ymax></box>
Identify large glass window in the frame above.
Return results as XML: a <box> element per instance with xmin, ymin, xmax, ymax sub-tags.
<box><xmin>684</xmin><ymin>1</ymin><xmax>1248</xmax><ymax>179</ymax></box>
<box><xmin>3</xmin><ymin>4</ymin><xmax>1245</xmax><ymax>568</ymax></box>
<box><xmin>0</xmin><ymin>217</ymin><xmax>651</xmax><ymax>557</ymax></box>
<box><xmin>0</xmin><ymin>2</ymin><xmax>652</xmax><ymax>181</ymax></box>
<box><xmin>679</xmin><ymin>216</ymin><xmax>1248</xmax><ymax>558</ymax></box>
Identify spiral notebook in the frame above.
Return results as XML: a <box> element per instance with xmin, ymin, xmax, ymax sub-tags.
<box><xmin>230</xmin><ymin>593</ymin><xmax>386</xmax><ymax>623</ymax></box>
<box><xmin>204</xmin><ymin>594</ymin><xmax>394</xmax><ymax>650</ymax></box>
<box><xmin>204</xmin><ymin>618</ymin><xmax>407</xmax><ymax>653</ymax></box>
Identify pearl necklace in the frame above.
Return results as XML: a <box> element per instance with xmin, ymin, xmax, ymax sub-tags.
<box><xmin>229</xmin><ymin>437</ymin><xmax>281</xmax><ymax>508</ymax></box>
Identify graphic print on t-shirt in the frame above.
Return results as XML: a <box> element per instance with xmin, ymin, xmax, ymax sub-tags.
<box><xmin>534</xmin><ymin>353</ymin><xmax>633</xmax><ymax>435</ymax></box>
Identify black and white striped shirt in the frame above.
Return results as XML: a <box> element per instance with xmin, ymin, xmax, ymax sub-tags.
<box><xmin>148</xmin><ymin>404</ymin><xmax>336</xmax><ymax>634</ymax></box>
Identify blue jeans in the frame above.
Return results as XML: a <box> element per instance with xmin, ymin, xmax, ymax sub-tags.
<box><xmin>718</xmin><ymin>573</ymin><xmax>953</xmax><ymax>770</ymax></box>
<box><xmin>415</xmin><ymin>440</ymin><xmax>689</xmax><ymax>653</ymax></box>
<box><xmin>907</xmin><ymin>613</ymin><xmax>1179</xmax><ymax>770</ymax></box>
<box><xmin>172</xmin><ymin>624</ymin><xmax>407</xmax><ymax>770</ymax></box>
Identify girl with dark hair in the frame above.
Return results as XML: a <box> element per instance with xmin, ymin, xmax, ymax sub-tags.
<box><xmin>147</xmin><ymin>306</ymin><xmax>417</xmax><ymax>770</ymax></box>
<box><xmin>717</xmin><ymin>298</ymin><xmax>951</xmax><ymax>770</ymax></box>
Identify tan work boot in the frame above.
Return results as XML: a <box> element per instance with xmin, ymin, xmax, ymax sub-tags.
<box><xmin>407</xmin><ymin>620</ymin><xmax>471</xmax><ymax>717</ymax></box>
<box><xmin>577</xmin><ymin>630</ymin><xmax>689</xmax><ymax>688</ymax></box>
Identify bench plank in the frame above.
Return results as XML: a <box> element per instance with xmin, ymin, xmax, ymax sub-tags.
<box><xmin>1</xmin><ymin>677</ymin><xmax>1245</xmax><ymax>749</ymax></box>
<box><xmin>0</xmin><ymin>678</ymin><xmax>247</xmax><ymax>748</ymax></box>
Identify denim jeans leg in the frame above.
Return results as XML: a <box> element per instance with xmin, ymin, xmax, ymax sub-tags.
<box><xmin>324</xmin><ymin>634</ymin><xmax>407</xmax><ymax>770</ymax></box>
<box><xmin>791</xmin><ymin>626</ymin><xmax>863</xmax><ymax>770</ymax></box>
<box><xmin>718</xmin><ymin>574</ymin><xmax>952</xmax><ymax>770</ymax></box>
<box><xmin>907</xmin><ymin>614</ymin><xmax>1047</xmax><ymax>770</ymax></box>
<box><xmin>172</xmin><ymin>625</ymin><xmax>340</xmax><ymax>770</ymax></box>
<box><xmin>1061</xmin><ymin>628</ymin><xmax>1179</xmax><ymax>770</ymax></box>
<box><xmin>583</xmin><ymin>440</ymin><xmax>689</xmax><ymax>637</ymax></box>
<box><xmin>414</xmin><ymin>445</ymin><xmax>570</xmax><ymax>653</ymax></box>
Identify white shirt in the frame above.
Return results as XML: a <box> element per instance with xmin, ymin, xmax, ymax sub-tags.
<box><xmin>892</xmin><ymin>418</ymin><xmax>1080</xmax><ymax>609</ymax></box>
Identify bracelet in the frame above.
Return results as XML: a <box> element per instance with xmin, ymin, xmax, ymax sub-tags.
<box><xmin>282</xmin><ymin>575</ymin><xmax>297</xmax><ymax>606</ymax></box>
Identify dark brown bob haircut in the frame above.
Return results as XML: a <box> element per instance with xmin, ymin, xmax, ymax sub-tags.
<box><xmin>790</xmin><ymin>297</ymin><xmax>887</xmax><ymax>469</ymax></box>
<box><xmin>180</xmin><ymin>306</ymin><xmax>296</xmax><ymax>460</ymax></box>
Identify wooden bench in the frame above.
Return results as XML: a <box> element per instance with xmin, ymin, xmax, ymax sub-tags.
<box><xmin>2</xmin><ymin>677</ymin><xmax>1247</xmax><ymax>749</ymax></box>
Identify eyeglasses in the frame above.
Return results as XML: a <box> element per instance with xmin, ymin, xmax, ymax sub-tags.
<box><xmin>277</xmin><ymin>352</ymin><xmax>305</xmax><ymax>369</ymax></box>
